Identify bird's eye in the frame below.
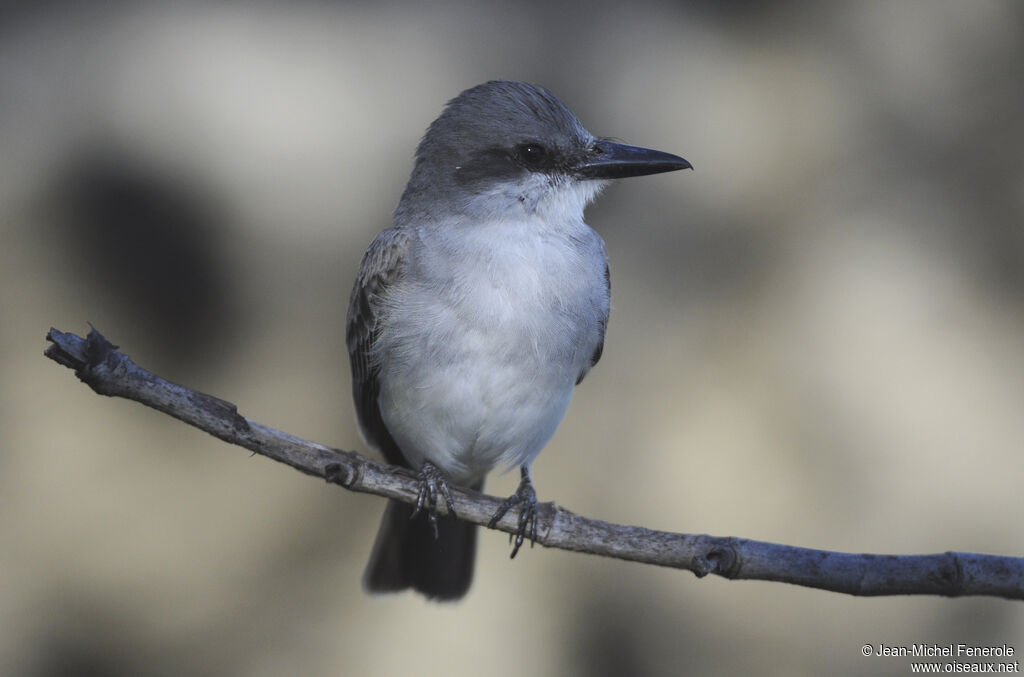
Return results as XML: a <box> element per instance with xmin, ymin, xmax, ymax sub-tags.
<box><xmin>515</xmin><ymin>143</ymin><xmax>549</xmax><ymax>169</ymax></box>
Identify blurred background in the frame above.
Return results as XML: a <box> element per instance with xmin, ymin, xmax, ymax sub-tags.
<box><xmin>3</xmin><ymin>1</ymin><xmax>1024</xmax><ymax>675</ymax></box>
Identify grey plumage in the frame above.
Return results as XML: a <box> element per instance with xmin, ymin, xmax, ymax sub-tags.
<box><xmin>347</xmin><ymin>81</ymin><xmax>689</xmax><ymax>600</ymax></box>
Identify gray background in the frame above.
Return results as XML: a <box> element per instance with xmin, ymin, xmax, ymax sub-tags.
<box><xmin>3</xmin><ymin>1</ymin><xmax>1023</xmax><ymax>675</ymax></box>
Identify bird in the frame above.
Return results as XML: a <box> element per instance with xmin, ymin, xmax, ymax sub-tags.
<box><xmin>347</xmin><ymin>80</ymin><xmax>690</xmax><ymax>600</ymax></box>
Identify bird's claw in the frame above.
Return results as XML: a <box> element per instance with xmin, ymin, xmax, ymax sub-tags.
<box><xmin>487</xmin><ymin>469</ymin><xmax>538</xmax><ymax>558</ymax></box>
<box><xmin>410</xmin><ymin>461</ymin><xmax>457</xmax><ymax>539</ymax></box>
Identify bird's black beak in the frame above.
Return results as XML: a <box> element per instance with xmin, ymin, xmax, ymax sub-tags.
<box><xmin>575</xmin><ymin>139</ymin><xmax>692</xmax><ymax>180</ymax></box>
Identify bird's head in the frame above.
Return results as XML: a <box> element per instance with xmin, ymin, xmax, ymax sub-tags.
<box><xmin>397</xmin><ymin>80</ymin><xmax>691</xmax><ymax>224</ymax></box>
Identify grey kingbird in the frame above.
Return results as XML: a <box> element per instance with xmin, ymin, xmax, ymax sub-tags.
<box><xmin>347</xmin><ymin>80</ymin><xmax>690</xmax><ymax>600</ymax></box>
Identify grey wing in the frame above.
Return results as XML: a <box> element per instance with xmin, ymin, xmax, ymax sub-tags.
<box><xmin>346</xmin><ymin>227</ymin><xmax>411</xmax><ymax>467</ymax></box>
<box><xmin>576</xmin><ymin>263</ymin><xmax>611</xmax><ymax>386</ymax></box>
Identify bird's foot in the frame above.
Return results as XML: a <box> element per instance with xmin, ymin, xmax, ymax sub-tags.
<box><xmin>487</xmin><ymin>467</ymin><xmax>538</xmax><ymax>558</ymax></box>
<box><xmin>410</xmin><ymin>461</ymin><xmax>457</xmax><ymax>539</ymax></box>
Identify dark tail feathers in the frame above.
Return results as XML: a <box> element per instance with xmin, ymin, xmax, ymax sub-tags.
<box><xmin>363</xmin><ymin>497</ymin><xmax>477</xmax><ymax>601</ymax></box>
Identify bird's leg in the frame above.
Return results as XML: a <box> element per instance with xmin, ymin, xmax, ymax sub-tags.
<box><xmin>487</xmin><ymin>465</ymin><xmax>538</xmax><ymax>558</ymax></box>
<box><xmin>410</xmin><ymin>460</ymin><xmax>458</xmax><ymax>539</ymax></box>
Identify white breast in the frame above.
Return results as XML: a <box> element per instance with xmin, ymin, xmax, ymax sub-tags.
<box><xmin>374</xmin><ymin>214</ymin><xmax>609</xmax><ymax>484</ymax></box>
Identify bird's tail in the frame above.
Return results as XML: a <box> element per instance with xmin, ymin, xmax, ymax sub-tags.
<box><xmin>363</xmin><ymin>489</ymin><xmax>479</xmax><ymax>601</ymax></box>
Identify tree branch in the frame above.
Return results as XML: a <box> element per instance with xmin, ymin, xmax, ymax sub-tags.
<box><xmin>44</xmin><ymin>327</ymin><xmax>1024</xmax><ymax>600</ymax></box>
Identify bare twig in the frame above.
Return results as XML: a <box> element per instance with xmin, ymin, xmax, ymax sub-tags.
<box><xmin>44</xmin><ymin>327</ymin><xmax>1024</xmax><ymax>600</ymax></box>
